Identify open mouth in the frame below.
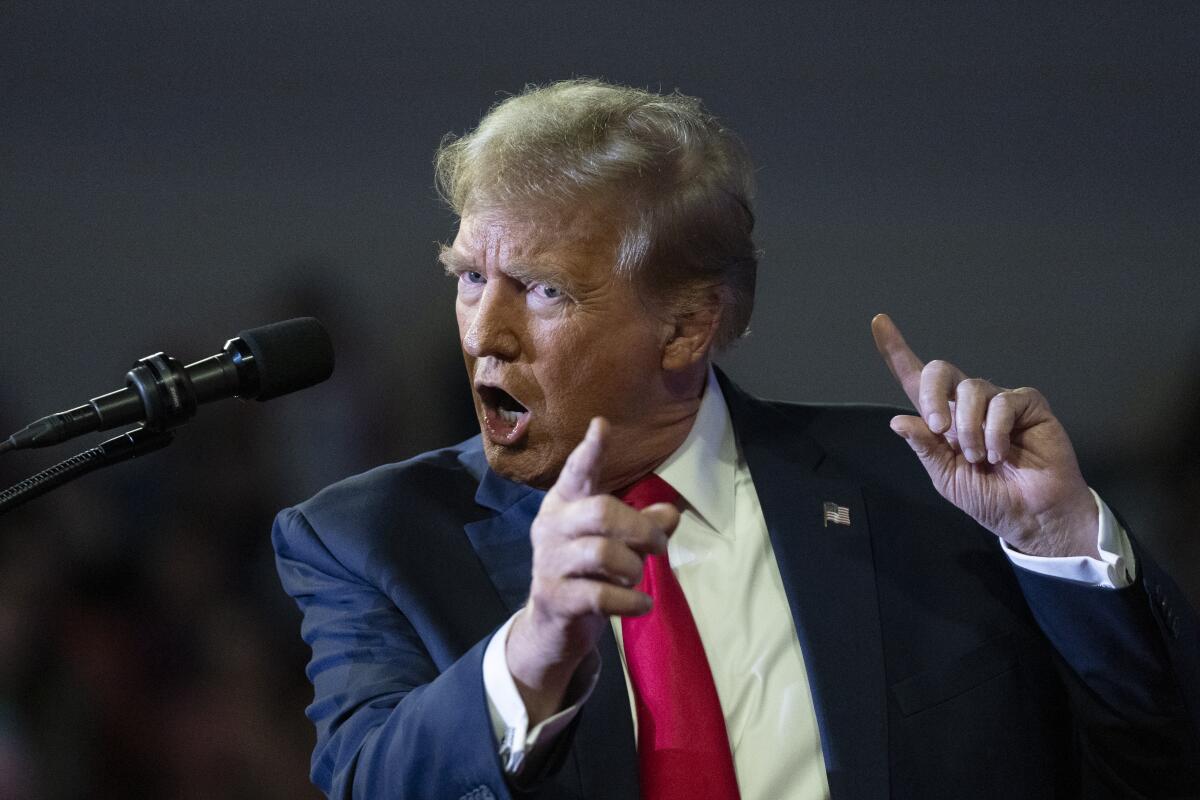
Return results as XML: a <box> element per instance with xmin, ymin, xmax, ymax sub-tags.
<box><xmin>476</xmin><ymin>384</ymin><xmax>532</xmax><ymax>445</ymax></box>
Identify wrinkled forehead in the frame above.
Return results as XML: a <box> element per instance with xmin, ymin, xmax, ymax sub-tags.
<box><xmin>452</xmin><ymin>204</ymin><xmax>624</xmax><ymax>269</ymax></box>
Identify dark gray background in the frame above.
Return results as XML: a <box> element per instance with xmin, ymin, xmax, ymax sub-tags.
<box><xmin>0</xmin><ymin>3</ymin><xmax>1196</xmax><ymax>796</ymax></box>
<box><xmin>4</xmin><ymin>3</ymin><xmax>1199</xmax><ymax>470</ymax></box>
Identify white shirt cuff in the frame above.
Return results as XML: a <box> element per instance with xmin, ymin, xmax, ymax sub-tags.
<box><xmin>482</xmin><ymin>611</ymin><xmax>601</xmax><ymax>775</ymax></box>
<box><xmin>1002</xmin><ymin>489</ymin><xmax>1137</xmax><ymax>589</ymax></box>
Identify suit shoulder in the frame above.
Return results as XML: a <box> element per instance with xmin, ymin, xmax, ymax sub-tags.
<box><xmin>274</xmin><ymin>436</ymin><xmax>487</xmax><ymax>566</ymax></box>
<box><xmin>763</xmin><ymin>398</ymin><xmax>906</xmax><ymax>431</ymax></box>
<box><xmin>297</xmin><ymin>436</ymin><xmax>483</xmax><ymax>517</ymax></box>
<box><xmin>760</xmin><ymin>398</ymin><xmax>937</xmax><ymax>498</ymax></box>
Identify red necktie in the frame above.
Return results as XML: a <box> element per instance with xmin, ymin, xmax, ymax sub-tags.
<box><xmin>618</xmin><ymin>474</ymin><xmax>741</xmax><ymax>800</ymax></box>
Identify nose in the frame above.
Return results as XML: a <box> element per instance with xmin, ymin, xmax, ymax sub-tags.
<box><xmin>461</xmin><ymin>283</ymin><xmax>522</xmax><ymax>361</ymax></box>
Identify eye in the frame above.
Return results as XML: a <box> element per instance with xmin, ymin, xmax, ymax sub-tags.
<box><xmin>530</xmin><ymin>283</ymin><xmax>563</xmax><ymax>300</ymax></box>
<box><xmin>460</xmin><ymin>271</ymin><xmax>485</xmax><ymax>285</ymax></box>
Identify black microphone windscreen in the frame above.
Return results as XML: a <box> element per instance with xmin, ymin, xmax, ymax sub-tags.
<box><xmin>237</xmin><ymin>317</ymin><xmax>335</xmax><ymax>401</ymax></box>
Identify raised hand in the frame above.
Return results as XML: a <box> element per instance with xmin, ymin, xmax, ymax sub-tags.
<box><xmin>506</xmin><ymin>417</ymin><xmax>679</xmax><ymax>724</ymax></box>
<box><xmin>871</xmin><ymin>314</ymin><xmax>1099</xmax><ymax>559</ymax></box>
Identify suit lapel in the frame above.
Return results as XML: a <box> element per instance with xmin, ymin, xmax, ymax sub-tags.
<box><xmin>720</xmin><ymin>371</ymin><xmax>890</xmax><ymax>800</ymax></box>
<box><xmin>463</xmin><ymin>465</ymin><xmax>543</xmax><ymax>614</ymax></box>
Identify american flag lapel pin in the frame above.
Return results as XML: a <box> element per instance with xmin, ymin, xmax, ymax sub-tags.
<box><xmin>823</xmin><ymin>501</ymin><xmax>851</xmax><ymax>527</ymax></box>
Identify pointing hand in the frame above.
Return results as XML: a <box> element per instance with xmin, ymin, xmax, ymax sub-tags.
<box><xmin>506</xmin><ymin>417</ymin><xmax>679</xmax><ymax>724</ymax></box>
<box><xmin>871</xmin><ymin>314</ymin><xmax>1099</xmax><ymax>558</ymax></box>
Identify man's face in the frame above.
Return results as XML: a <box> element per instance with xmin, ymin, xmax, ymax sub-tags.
<box><xmin>443</xmin><ymin>208</ymin><xmax>673</xmax><ymax>489</ymax></box>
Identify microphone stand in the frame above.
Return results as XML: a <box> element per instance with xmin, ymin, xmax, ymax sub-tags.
<box><xmin>0</xmin><ymin>349</ymin><xmax>198</xmax><ymax>515</ymax></box>
<box><xmin>0</xmin><ymin>426</ymin><xmax>174</xmax><ymax>515</ymax></box>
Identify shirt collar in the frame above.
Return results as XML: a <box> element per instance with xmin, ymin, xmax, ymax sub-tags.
<box><xmin>655</xmin><ymin>367</ymin><xmax>737</xmax><ymax>537</ymax></box>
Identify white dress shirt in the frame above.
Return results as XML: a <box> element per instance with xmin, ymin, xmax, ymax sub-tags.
<box><xmin>482</xmin><ymin>369</ymin><xmax>1135</xmax><ymax>797</ymax></box>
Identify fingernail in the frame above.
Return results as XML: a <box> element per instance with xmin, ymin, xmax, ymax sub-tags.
<box><xmin>889</xmin><ymin>418</ymin><xmax>904</xmax><ymax>434</ymax></box>
<box><xmin>963</xmin><ymin>448</ymin><xmax>983</xmax><ymax>463</ymax></box>
<box><xmin>928</xmin><ymin>413</ymin><xmax>946</xmax><ymax>432</ymax></box>
<box><xmin>987</xmin><ymin>449</ymin><xmax>1000</xmax><ymax>464</ymax></box>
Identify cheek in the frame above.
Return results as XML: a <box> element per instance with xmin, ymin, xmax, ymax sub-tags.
<box><xmin>531</xmin><ymin>317</ymin><xmax>608</xmax><ymax>376</ymax></box>
<box><xmin>533</xmin><ymin>326</ymin><xmax>658</xmax><ymax>418</ymax></box>
<box><xmin>526</xmin><ymin>329</ymin><xmax>595</xmax><ymax>415</ymax></box>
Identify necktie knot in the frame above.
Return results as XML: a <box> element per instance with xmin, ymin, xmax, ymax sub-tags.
<box><xmin>616</xmin><ymin>473</ymin><xmax>680</xmax><ymax>510</ymax></box>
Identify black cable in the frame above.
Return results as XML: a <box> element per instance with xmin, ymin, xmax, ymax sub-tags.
<box><xmin>0</xmin><ymin>427</ymin><xmax>173</xmax><ymax>514</ymax></box>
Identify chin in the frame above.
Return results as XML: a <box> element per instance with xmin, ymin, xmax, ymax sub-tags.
<box><xmin>480</xmin><ymin>439</ymin><xmax>563</xmax><ymax>490</ymax></box>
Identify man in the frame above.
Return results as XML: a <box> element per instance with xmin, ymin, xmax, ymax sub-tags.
<box><xmin>273</xmin><ymin>80</ymin><xmax>1199</xmax><ymax>799</ymax></box>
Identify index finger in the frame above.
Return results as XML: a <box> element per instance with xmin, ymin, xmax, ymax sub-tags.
<box><xmin>550</xmin><ymin>417</ymin><xmax>608</xmax><ymax>502</ymax></box>
<box><xmin>871</xmin><ymin>313</ymin><xmax>925</xmax><ymax>409</ymax></box>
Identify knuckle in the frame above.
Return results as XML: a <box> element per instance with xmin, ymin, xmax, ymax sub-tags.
<box><xmin>584</xmin><ymin>584</ymin><xmax>607</xmax><ymax>615</ymax></box>
<box><xmin>985</xmin><ymin>396</ymin><xmax>1012</xmax><ymax>422</ymax></box>
<box><xmin>600</xmin><ymin>502</ymin><xmax>624</xmax><ymax>533</ymax></box>
<box><xmin>587</xmin><ymin>536</ymin><xmax>615</xmax><ymax>566</ymax></box>
<box><xmin>581</xmin><ymin>496</ymin><xmax>614</xmax><ymax>531</ymax></box>
<box><xmin>922</xmin><ymin>359</ymin><xmax>947</xmax><ymax>376</ymax></box>
<box><xmin>1014</xmin><ymin>385</ymin><xmax>1051</xmax><ymax>413</ymax></box>
<box><xmin>1015</xmin><ymin>385</ymin><xmax>1044</xmax><ymax>402</ymax></box>
<box><xmin>528</xmin><ymin>576</ymin><xmax>556</xmax><ymax>607</ymax></box>
<box><xmin>922</xmin><ymin>359</ymin><xmax>954</xmax><ymax>382</ymax></box>
<box><xmin>592</xmin><ymin>494</ymin><xmax>619</xmax><ymax>520</ymax></box>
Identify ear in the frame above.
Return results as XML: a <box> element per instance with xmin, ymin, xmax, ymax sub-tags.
<box><xmin>661</xmin><ymin>296</ymin><xmax>722</xmax><ymax>372</ymax></box>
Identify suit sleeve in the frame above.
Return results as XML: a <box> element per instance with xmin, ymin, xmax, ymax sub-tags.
<box><xmin>272</xmin><ymin>505</ymin><xmax>513</xmax><ymax>800</ymax></box>
<box><xmin>1012</xmin><ymin>535</ymin><xmax>1200</xmax><ymax>798</ymax></box>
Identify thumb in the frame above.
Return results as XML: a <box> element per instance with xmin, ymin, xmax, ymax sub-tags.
<box><xmin>889</xmin><ymin>414</ymin><xmax>954</xmax><ymax>472</ymax></box>
<box><xmin>549</xmin><ymin>417</ymin><xmax>608</xmax><ymax>502</ymax></box>
<box><xmin>641</xmin><ymin>502</ymin><xmax>682</xmax><ymax>542</ymax></box>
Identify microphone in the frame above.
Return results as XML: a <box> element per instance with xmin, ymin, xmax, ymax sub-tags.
<box><xmin>0</xmin><ymin>317</ymin><xmax>334</xmax><ymax>454</ymax></box>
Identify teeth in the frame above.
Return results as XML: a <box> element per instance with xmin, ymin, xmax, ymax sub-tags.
<box><xmin>497</xmin><ymin>407</ymin><xmax>524</xmax><ymax>423</ymax></box>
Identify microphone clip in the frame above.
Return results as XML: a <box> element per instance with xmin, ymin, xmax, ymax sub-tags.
<box><xmin>124</xmin><ymin>352</ymin><xmax>198</xmax><ymax>432</ymax></box>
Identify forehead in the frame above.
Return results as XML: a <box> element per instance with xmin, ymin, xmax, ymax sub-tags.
<box><xmin>450</xmin><ymin>207</ymin><xmax>621</xmax><ymax>271</ymax></box>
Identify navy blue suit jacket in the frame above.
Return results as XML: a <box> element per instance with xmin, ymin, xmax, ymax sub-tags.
<box><xmin>273</xmin><ymin>375</ymin><xmax>1200</xmax><ymax>799</ymax></box>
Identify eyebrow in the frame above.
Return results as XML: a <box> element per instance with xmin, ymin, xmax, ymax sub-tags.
<box><xmin>437</xmin><ymin>246</ymin><xmax>474</xmax><ymax>276</ymax></box>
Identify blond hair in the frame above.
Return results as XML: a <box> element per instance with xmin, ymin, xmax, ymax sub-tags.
<box><xmin>435</xmin><ymin>79</ymin><xmax>757</xmax><ymax>348</ymax></box>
